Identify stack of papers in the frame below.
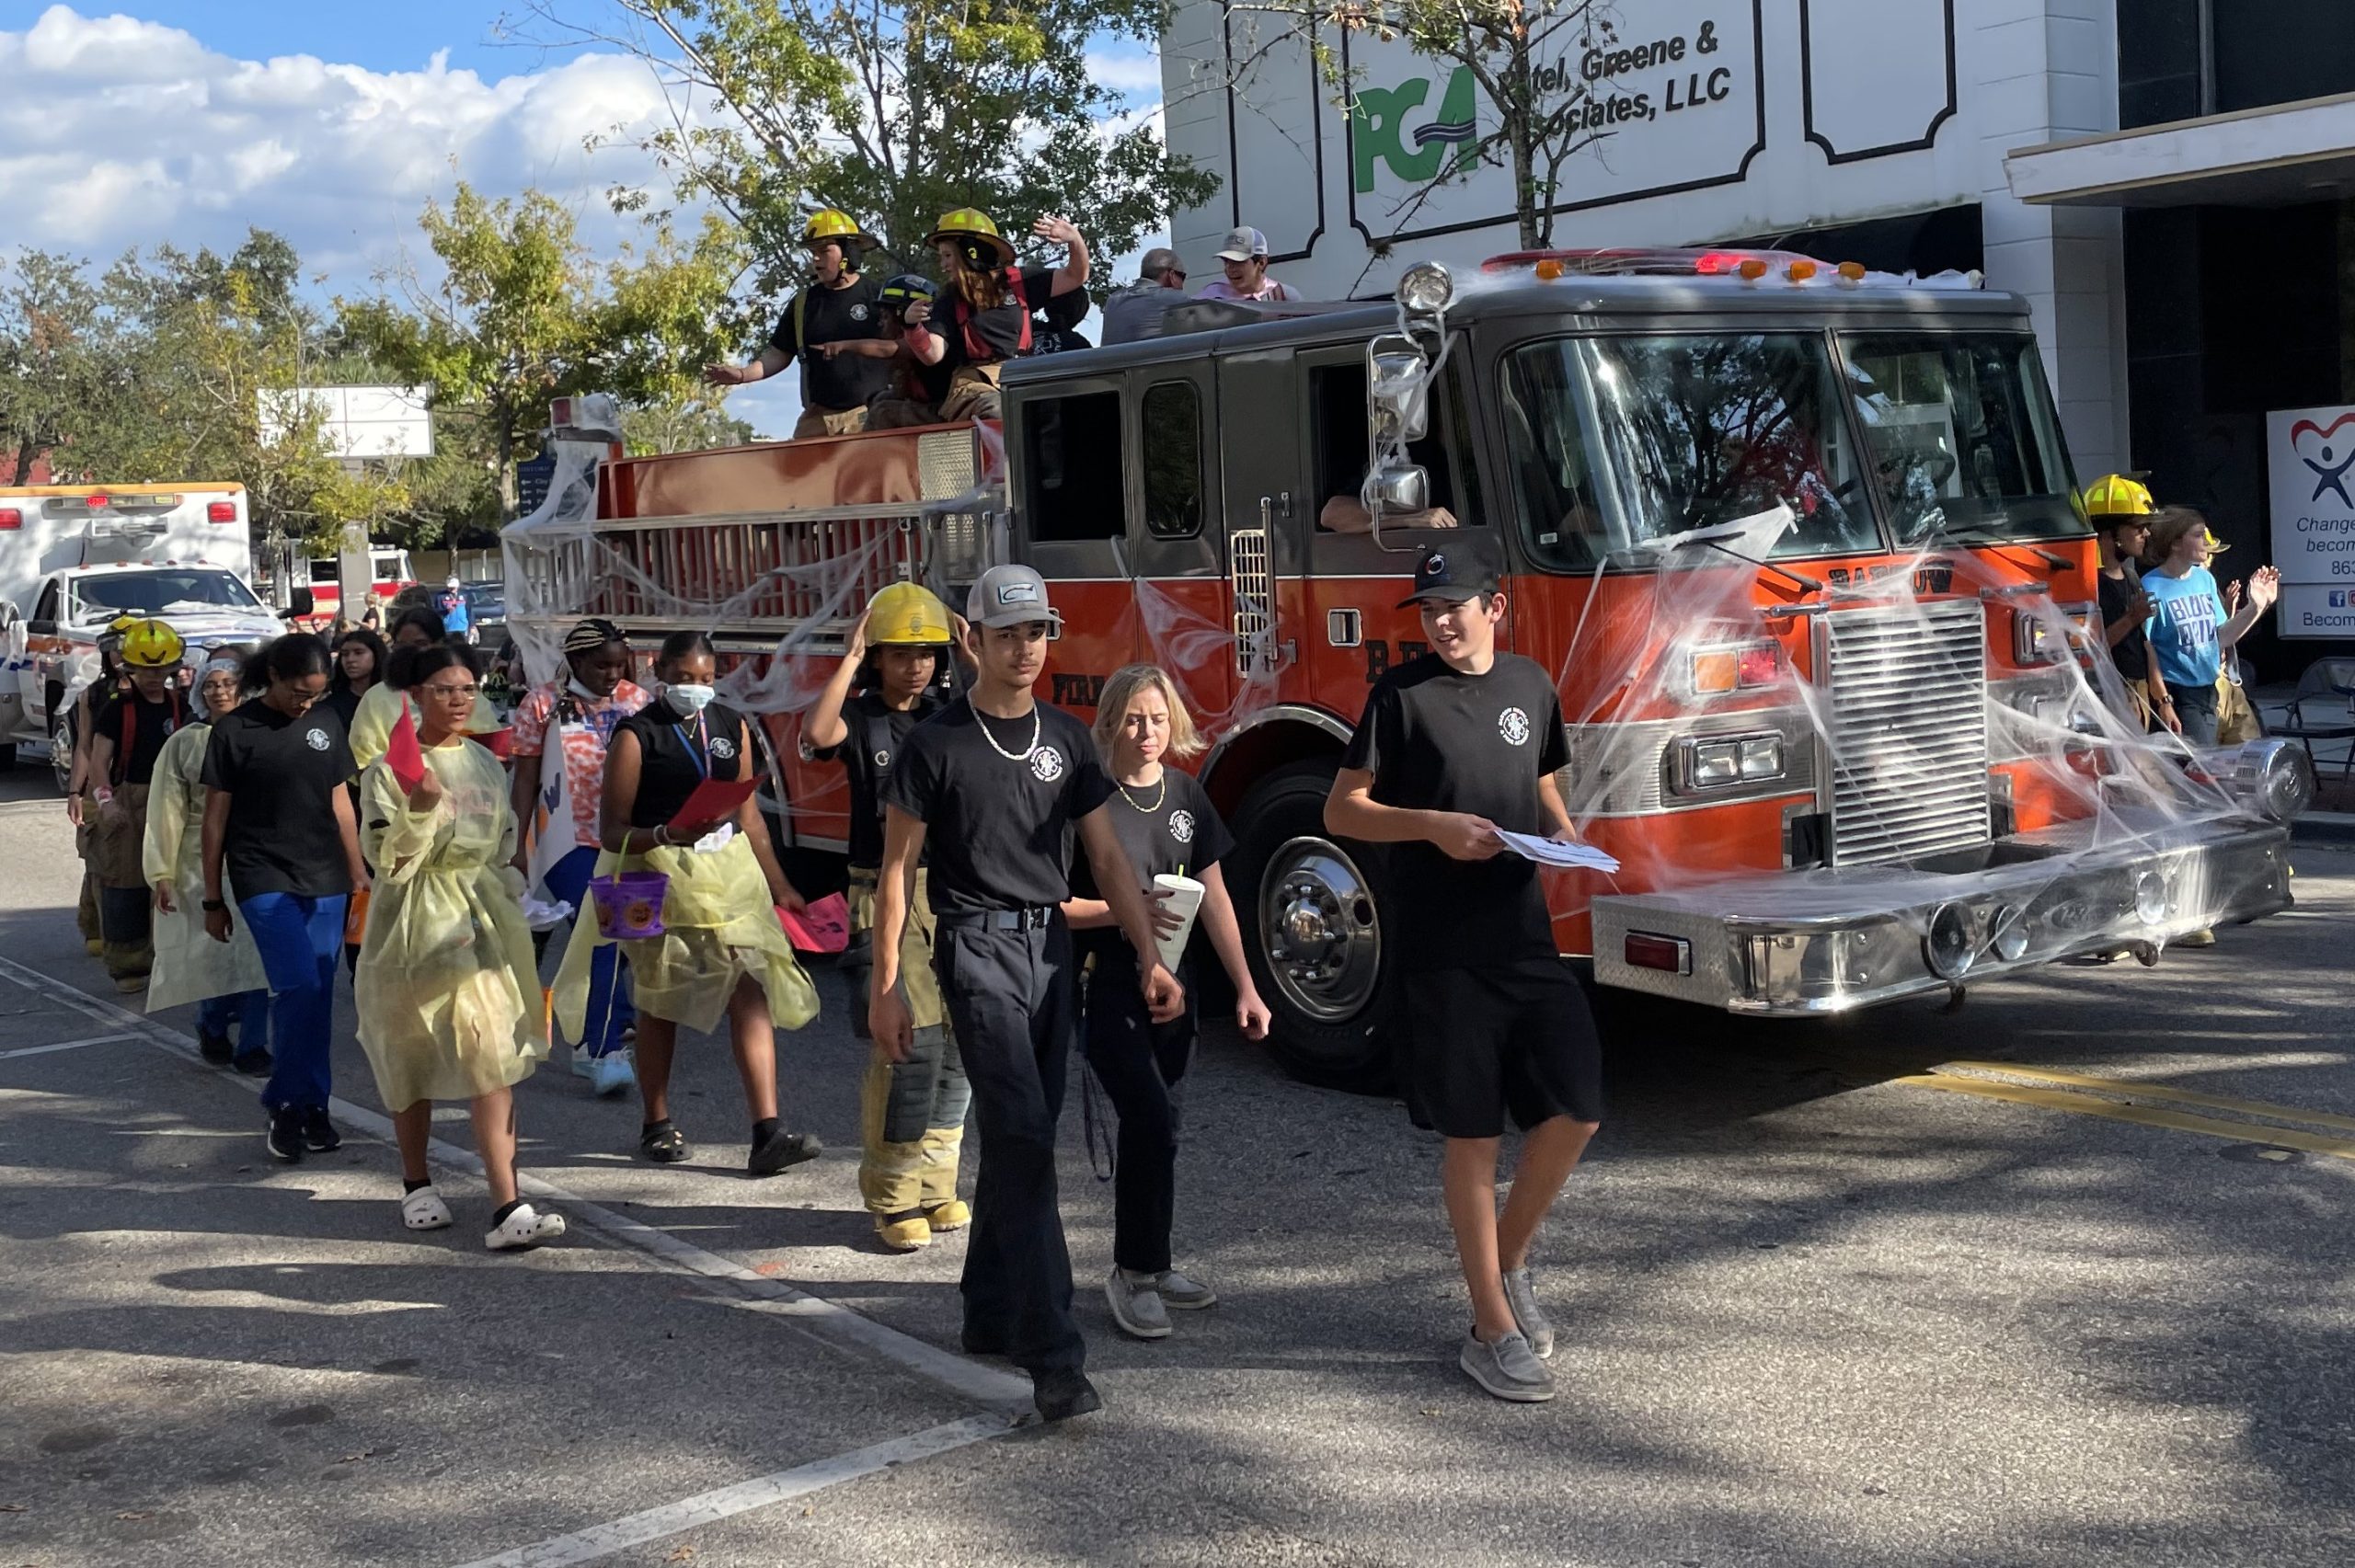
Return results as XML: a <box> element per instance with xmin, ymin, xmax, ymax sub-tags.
<box><xmin>1496</xmin><ymin>830</ymin><xmax>1621</xmax><ymax>874</ymax></box>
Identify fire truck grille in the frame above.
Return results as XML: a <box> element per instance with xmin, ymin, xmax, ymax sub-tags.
<box><xmin>1822</xmin><ymin>600</ymin><xmax>1991</xmax><ymax>867</ymax></box>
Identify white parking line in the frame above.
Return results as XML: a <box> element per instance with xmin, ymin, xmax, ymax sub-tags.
<box><xmin>0</xmin><ymin>1031</ymin><xmax>130</xmax><ymax>1061</ymax></box>
<box><xmin>445</xmin><ymin>1413</ymin><xmax>1008</xmax><ymax>1568</ymax></box>
<box><xmin>0</xmin><ymin>955</ymin><xmax>1033</xmax><ymax>1413</ymax></box>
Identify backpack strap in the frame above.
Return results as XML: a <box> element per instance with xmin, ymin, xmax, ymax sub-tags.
<box><xmin>953</xmin><ymin>268</ymin><xmax>1033</xmax><ymax>360</ymax></box>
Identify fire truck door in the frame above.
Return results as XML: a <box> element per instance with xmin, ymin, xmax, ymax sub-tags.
<box><xmin>1212</xmin><ymin>349</ymin><xmax>1305</xmax><ymax>725</ymax></box>
<box><xmin>1123</xmin><ymin>361</ymin><xmax>1228</xmax><ymax>720</ymax></box>
<box><xmin>1005</xmin><ymin>372</ymin><xmax>1136</xmax><ymax>715</ymax></box>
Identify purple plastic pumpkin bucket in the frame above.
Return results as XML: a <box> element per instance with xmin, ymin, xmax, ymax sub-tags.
<box><xmin>590</xmin><ymin>869</ymin><xmax>670</xmax><ymax>939</ymax></box>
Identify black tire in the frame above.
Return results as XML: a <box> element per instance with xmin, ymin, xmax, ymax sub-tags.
<box><xmin>1225</xmin><ymin>759</ymin><xmax>1398</xmax><ymax>1093</ymax></box>
<box><xmin>0</xmin><ymin>742</ymin><xmax>16</xmax><ymax>772</ymax></box>
<box><xmin>50</xmin><ymin>707</ymin><xmax>75</xmax><ymax>795</ymax></box>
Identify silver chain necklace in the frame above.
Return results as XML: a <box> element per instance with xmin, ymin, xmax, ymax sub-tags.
<box><xmin>966</xmin><ymin>691</ymin><xmax>1040</xmax><ymax>763</ymax></box>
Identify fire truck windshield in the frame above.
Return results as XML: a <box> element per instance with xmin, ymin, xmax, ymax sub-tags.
<box><xmin>1839</xmin><ymin>331</ymin><xmax>2085</xmax><ymax>546</ymax></box>
<box><xmin>1503</xmin><ymin>332</ymin><xmax>1877</xmax><ymax>567</ymax></box>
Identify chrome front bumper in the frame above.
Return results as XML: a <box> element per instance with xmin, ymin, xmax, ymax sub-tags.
<box><xmin>1589</xmin><ymin>814</ymin><xmax>2294</xmax><ymax>1014</ymax></box>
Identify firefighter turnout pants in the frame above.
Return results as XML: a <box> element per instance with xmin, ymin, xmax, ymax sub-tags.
<box><xmin>933</xmin><ymin>910</ymin><xmax>1085</xmax><ymax>1376</ymax></box>
<box><xmin>845</xmin><ymin>869</ymin><xmax>969</xmax><ymax>1218</ymax></box>
<box><xmin>86</xmin><ymin>785</ymin><xmax>154</xmax><ymax>983</ymax></box>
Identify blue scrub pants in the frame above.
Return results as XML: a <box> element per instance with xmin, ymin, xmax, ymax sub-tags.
<box><xmin>240</xmin><ymin>891</ymin><xmax>346</xmax><ymax>1113</ymax></box>
<box><xmin>542</xmin><ymin>845</ymin><xmax>635</xmax><ymax>1058</ymax></box>
<box><xmin>196</xmin><ymin>989</ymin><xmax>270</xmax><ymax>1050</ymax></box>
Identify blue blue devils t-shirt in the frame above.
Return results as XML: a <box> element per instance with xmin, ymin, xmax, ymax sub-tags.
<box><xmin>2143</xmin><ymin>566</ymin><xmax>2223</xmax><ymax>689</ymax></box>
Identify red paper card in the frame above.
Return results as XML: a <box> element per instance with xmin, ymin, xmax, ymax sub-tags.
<box><xmin>778</xmin><ymin>893</ymin><xmax>850</xmax><ymax>953</ymax></box>
<box><xmin>385</xmin><ymin>701</ymin><xmax>428</xmax><ymax>792</ymax></box>
<box><xmin>667</xmin><ymin>773</ymin><xmax>757</xmax><ymax>832</ymax></box>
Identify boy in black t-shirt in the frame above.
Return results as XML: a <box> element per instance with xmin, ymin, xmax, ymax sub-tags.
<box><xmin>1326</xmin><ymin>545</ymin><xmax>1603</xmax><ymax>1404</ymax></box>
<box><xmin>870</xmin><ymin>565</ymin><xmax>1178</xmax><ymax>1423</ymax></box>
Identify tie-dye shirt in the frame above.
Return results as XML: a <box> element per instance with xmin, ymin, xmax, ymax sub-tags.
<box><xmin>509</xmin><ymin>679</ymin><xmax>650</xmax><ymax>850</ymax></box>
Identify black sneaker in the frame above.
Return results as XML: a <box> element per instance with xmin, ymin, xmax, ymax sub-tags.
<box><xmin>198</xmin><ymin>1030</ymin><xmax>235</xmax><ymax>1066</ymax></box>
<box><xmin>301</xmin><ymin>1108</ymin><xmax>341</xmax><ymax>1153</ymax></box>
<box><xmin>232</xmin><ymin>1047</ymin><xmax>273</xmax><ymax>1078</ymax></box>
<box><xmin>1030</xmin><ymin>1368</ymin><xmax>1102</xmax><ymax>1423</ymax></box>
<box><xmin>747</xmin><ymin>1127</ymin><xmax>823</xmax><ymax>1177</ymax></box>
<box><xmin>266</xmin><ymin>1107</ymin><xmax>306</xmax><ymax>1163</ymax></box>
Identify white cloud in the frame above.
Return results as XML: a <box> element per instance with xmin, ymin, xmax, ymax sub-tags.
<box><xmin>0</xmin><ymin>6</ymin><xmax>695</xmax><ymax>305</ymax></box>
<box><xmin>1084</xmin><ymin>48</ymin><xmax>1166</xmax><ymax>97</ymax></box>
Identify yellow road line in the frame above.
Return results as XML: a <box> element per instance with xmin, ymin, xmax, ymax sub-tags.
<box><xmin>1936</xmin><ymin>1060</ymin><xmax>2355</xmax><ymax>1138</ymax></box>
<box><xmin>1897</xmin><ymin>1073</ymin><xmax>2355</xmax><ymax>1162</ymax></box>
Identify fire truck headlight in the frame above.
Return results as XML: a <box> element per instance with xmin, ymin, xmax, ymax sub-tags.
<box><xmin>1737</xmin><ymin>735</ymin><xmax>1785</xmax><ymax>781</ymax></box>
<box><xmin>1923</xmin><ymin>901</ymin><xmax>1978</xmax><ymax>980</ymax></box>
<box><xmin>1990</xmin><ymin>904</ymin><xmax>2030</xmax><ymax>963</ymax></box>
<box><xmin>1396</xmin><ymin>262</ymin><xmax>1454</xmax><ymax>315</ymax></box>
<box><xmin>1686</xmin><ymin>738</ymin><xmax>1741</xmax><ymax>789</ymax></box>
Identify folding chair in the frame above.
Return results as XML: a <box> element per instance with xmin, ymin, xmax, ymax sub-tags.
<box><xmin>2270</xmin><ymin>657</ymin><xmax>2355</xmax><ymax>791</ymax></box>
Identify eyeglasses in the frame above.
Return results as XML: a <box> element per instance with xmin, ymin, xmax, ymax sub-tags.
<box><xmin>422</xmin><ymin>682</ymin><xmax>479</xmax><ymax>699</ymax></box>
<box><xmin>1166</xmin><ymin>270</ymin><xmax>1186</xmax><ymax>282</ymax></box>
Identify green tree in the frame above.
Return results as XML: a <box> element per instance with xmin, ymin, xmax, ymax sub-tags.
<box><xmin>515</xmin><ymin>0</ymin><xmax>1218</xmax><ymax>307</ymax></box>
<box><xmin>0</xmin><ymin>251</ymin><xmax>126</xmax><ymax>484</ymax></box>
<box><xmin>340</xmin><ymin>185</ymin><xmax>746</xmax><ymax>520</ymax></box>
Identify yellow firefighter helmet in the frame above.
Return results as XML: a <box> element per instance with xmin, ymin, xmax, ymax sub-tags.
<box><xmin>927</xmin><ymin>208</ymin><xmax>1016</xmax><ymax>269</ymax></box>
<box><xmin>866</xmin><ymin>582</ymin><xmax>953</xmax><ymax>647</ymax></box>
<box><xmin>119</xmin><ymin>618</ymin><xmax>186</xmax><ymax>670</ymax></box>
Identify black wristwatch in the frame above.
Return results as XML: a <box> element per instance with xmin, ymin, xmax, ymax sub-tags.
<box><xmin>201</xmin><ymin>898</ymin><xmax>227</xmax><ymax>912</ymax></box>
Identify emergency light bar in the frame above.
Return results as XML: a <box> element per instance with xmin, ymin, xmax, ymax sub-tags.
<box><xmin>42</xmin><ymin>492</ymin><xmax>181</xmax><ymax>516</ymax></box>
<box><xmin>1479</xmin><ymin>246</ymin><xmax>1982</xmax><ymax>291</ymax></box>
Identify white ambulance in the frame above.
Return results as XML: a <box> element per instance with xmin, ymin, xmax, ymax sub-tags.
<box><xmin>0</xmin><ymin>484</ymin><xmax>293</xmax><ymax>784</ymax></box>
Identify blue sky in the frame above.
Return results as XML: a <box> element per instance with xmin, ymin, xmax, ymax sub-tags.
<box><xmin>0</xmin><ymin>4</ymin><xmax>1167</xmax><ymax>439</ymax></box>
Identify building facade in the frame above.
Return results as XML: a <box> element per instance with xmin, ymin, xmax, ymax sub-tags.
<box><xmin>1157</xmin><ymin>0</ymin><xmax>2355</xmax><ymax>669</ymax></box>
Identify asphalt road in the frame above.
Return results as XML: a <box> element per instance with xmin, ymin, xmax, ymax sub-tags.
<box><xmin>3</xmin><ymin>762</ymin><xmax>2353</xmax><ymax>1568</ymax></box>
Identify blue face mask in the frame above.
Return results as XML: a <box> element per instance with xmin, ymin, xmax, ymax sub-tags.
<box><xmin>665</xmin><ymin>682</ymin><xmax>716</xmax><ymax>716</ymax></box>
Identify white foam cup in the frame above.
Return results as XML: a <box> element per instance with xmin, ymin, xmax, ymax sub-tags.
<box><xmin>1150</xmin><ymin>874</ymin><xmax>1205</xmax><ymax>972</ymax></box>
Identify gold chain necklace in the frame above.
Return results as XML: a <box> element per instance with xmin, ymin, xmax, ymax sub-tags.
<box><xmin>1115</xmin><ymin>769</ymin><xmax>1166</xmax><ymax>812</ymax></box>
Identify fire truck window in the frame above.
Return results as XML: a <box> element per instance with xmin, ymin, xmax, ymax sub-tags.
<box><xmin>1504</xmin><ymin>334</ymin><xmax>1876</xmax><ymax>564</ymax></box>
<box><xmin>1139</xmin><ymin>382</ymin><xmax>1204</xmax><ymax>539</ymax></box>
<box><xmin>1310</xmin><ymin>362</ymin><xmax>1457</xmax><ymax>530</ymax></box>
<box><xmin>1840</xmin><ymin>333</ymin><xmax>2085</xmax><ymax>546</ymax></box>
<box><xmin>1020</xmin><ymin>389</ymin><xmax>1126</xmax><ymax>542</ymax></box>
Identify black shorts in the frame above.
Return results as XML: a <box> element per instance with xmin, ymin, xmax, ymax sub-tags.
<box><xmin>1403</xmin><ymin>958</ymin><xmax>1603</xmax><ymax>1139</ymax></box>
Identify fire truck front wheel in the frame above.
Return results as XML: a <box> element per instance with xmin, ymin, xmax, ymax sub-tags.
<box><xmin>1228</xmin><ymin>761</ymin><xmax>1397</xmax><ymax>1093</ymax></box>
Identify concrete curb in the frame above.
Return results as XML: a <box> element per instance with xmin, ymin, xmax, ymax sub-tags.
<box><xmin>2292</xmin><ymin>810</ymin><xmax>2355</xmax><ymax>846</ymax></box>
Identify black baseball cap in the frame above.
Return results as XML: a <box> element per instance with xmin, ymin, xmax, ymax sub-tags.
<box><xmin>1397</xmin><ymin>545</ymin><xmax>1499</xmax><ymax>608</ymax></box>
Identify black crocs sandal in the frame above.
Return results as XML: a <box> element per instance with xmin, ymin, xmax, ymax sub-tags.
<box><xmin>638</xmin><ymin>1124</ymin><xmax>691</xmax><ymax>1163</ymax></box>
<box><xmin>748</xmin><ymin>1127</ymin><xmax>824</xmax><ymax>1176</ymax></box>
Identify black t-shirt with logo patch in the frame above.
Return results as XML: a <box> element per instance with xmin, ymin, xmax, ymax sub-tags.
<box><xmin>814</xmin><ymin>691</ymin><xmax>946</xmax><ymax>870</ymax></box>
<box><xmin>618</xmin><ymin>699</ymin><xmax>752</xmax><ymax>830</ymax></box>
<box><xmin>1339</xmin><ymin>651</ymin><xmax>1569</xmax><ymax>970</ymax></box>
<box><xmin>2097</xmin><ymin>568</ymin><xmax>2151</xmax><ymax>681</ymax></box>
<box><xmin>201</xmin><ymin>698</ymin><xmax>357</xmax><ymax>898</ymax></box>
<box><xmin>94</xmin><ymin>692</ymin><xmax>182</xmax><ymax>786</ymax></box>
<box><xmin>879</xmin><ymin>700</ymin><xmax>1115</xmax><ymax>919</ymax></box>
<box><xmin>938</xmin><ymin>266</ymin><xmax>1058</xmax><ymax>366</ymax></box>
<box><xmin>1070</xmin><ymin>765</ymin><xmax>1234</xmax><ymax>966</ymax></box>
<box><xmin>769</xmin><ymin>276</ymin><xmax>893</xmax><ymax>412</ymax></box>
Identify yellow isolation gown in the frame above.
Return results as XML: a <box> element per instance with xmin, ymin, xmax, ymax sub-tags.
<box><xmin>354</xmin><ymin>738</ymin><xmax>548</xmax><ymax>1108</ymax></box>
<box><xmin>141</xmin><ymin>721</ymin><xmax>270</xmax><ymax>1012</ymax></box>
<box><xmin>348</xmin><ymin>681</ymin><xmax>503</xmax><ymax>772</ymax></box>
<box><xmin>553</xmin><ymin>830</ymin><xmax>819</xmax><ymax>1040</ymax></box>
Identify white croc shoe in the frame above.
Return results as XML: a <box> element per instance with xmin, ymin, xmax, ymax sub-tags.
<box><xmin>400</xmin><ymin>1186</ymin><xmax>454</xmax><ymax>1231</ymax></box>
<box><xmin>486</xmin><ymin>1203</ymin><xmax>568</xmax><ymax>1253</ymax></box>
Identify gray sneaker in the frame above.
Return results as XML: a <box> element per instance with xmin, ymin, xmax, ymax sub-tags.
<box><xmin>1501</xmin><ymin>1265</ymin><xmax>1554</xmax><ymax>1358</ymax></box>
<box><xmin>1459</xmin><ymin>1329</ymin><xmax>1556</xmax><ymax>1402</ymax></box>
<box><xmin>1156</xmin><ymin>1268</ymin><xmax>1218</xmax><ymax>1310</ymax></box>
<box><xmin>1106</xmin><ymin>1267</ymin><xmax>1171</xmax><ymax>1339</ymax></box>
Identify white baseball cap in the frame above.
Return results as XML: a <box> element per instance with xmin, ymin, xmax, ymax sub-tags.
<box><xmin>1214</xmin><ymin>226</ymin><xmax>1269</xmax><ymax>261</ymax></box>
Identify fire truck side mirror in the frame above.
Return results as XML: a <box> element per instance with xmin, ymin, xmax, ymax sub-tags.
<box><xmin>1368</xmin><ymin>345</ymin><xmax>1430</xmax><ymax>443</ymax></box>
<box><xmin>283</xmin><ymin>587</ymin><xmax>316</xmax><ymax>621</ymax></box>
<box><xmin>1367</xmin><ymin>464</ymin><xmax>1430</xmax><ymax>515</ymax></box>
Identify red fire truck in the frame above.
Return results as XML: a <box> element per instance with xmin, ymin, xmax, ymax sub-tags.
<box><xmin>505</xmin><ymin>253</ymin><xmax>2308</xmax><ymax>1088</ymax></box>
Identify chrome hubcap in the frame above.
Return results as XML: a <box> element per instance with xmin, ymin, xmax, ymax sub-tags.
<box><xmin>1258</xmin><ymin>835</ymin><xmax>1381</xmax><ymax>1024</ymax></box>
